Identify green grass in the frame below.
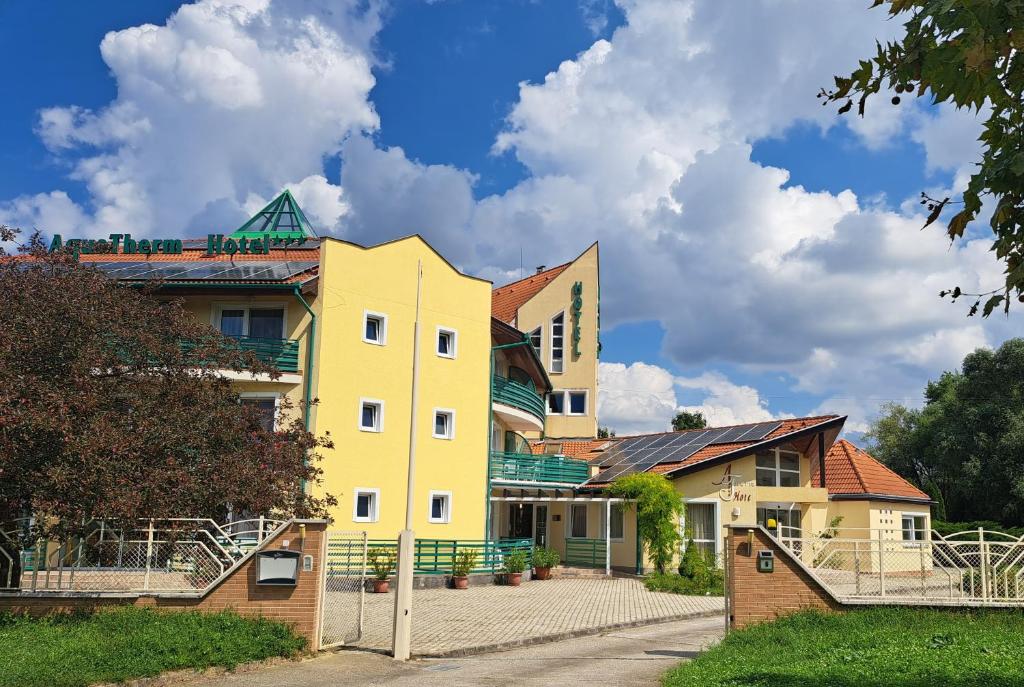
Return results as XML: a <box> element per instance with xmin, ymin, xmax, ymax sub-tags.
<box><xmin>663</xmin><ymin>607</ymin><xmax>1024</xmax><ymax>687</ymax></box>
<box><xmin>0</xmin><ymin>607</ymin><xmax>306</xmax><ymax>687</ymax></box>
<box><xmin>645</xmin><ymin>572</ymin><xmax>724</xmax><ymax>596</ymax></box>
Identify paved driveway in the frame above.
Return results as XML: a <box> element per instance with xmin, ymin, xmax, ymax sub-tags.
<box><xmin>189</xmin><ymin>614</ymin><xmax>726</xmax><ymax>687</ymax></box>
<box><xmin>326</xmin><ymin>577</ymin><xmax>724</xmax><ymax>656</ymax></box>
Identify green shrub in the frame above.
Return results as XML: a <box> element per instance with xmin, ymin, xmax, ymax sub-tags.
<box><xmin>532</xmin><ymin>546</ymin><xmax>560</xmax><ymax>568</ymax></box>
<box><xmin>645</xmin><ymin>571</ymin><xmax>723</xmax><ymax>596</ymax></box>
<box><xmin>452</xmin><ymin>548</ymin><xmax>478</xmax><ymax>577</ymax></box>
<box><xmin>502</xmin><ymin>550</ymin><xmax>527</xmax><ymax>573</ymax></box>
<box><xmin>367</xmin><ymin>546</ymin><xmax>396</xmax><ymax>581</ymax></box>
<box><xmin>608</xmin><ymin>472</ymin><xmax>684</xmax><ymax>573</ymax></box>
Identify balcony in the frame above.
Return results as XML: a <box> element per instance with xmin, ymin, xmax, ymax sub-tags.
<box><xmin>492</xmin><ymin>375</ymin><xmax>546</xmax><ymax>430</ymax></box>
<box><xmin>228</xmin><ymin>335</ymin><xmax>300</xmax><ymax>373</ymax></box>
<box><xmin>489</xmin><ymin>451</ymin><xmax>590</xmax><ymax>486</ymax></box>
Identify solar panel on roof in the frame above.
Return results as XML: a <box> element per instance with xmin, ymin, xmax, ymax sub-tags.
<box><xmin>733</xmin><ymin>421</ymin><xmax>783</xmax><ymax>442</ymax></box>
<box><xmin>100</xmin><ymin>261</ymin><xmax>318</xmax><ymax>282</ymax></box>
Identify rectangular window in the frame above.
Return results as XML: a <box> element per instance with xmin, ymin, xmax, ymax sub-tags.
<box><xmin>359</xmin><ymin>399</ymin><xmax>383</xmax><ymax>432</ymax></box>
<box><xmin>529</xmin><ymin>326</ymin><xmax>542</xmax><ymax>354</ymax></box>
<box><xmin>684</xmin><ymin>502</ymin><xmax>717</xmax><ymax>561</ymax></box>
<box><xmin>240</xmin><ymin>397</ymin><xmax>277</xmax><ymax>432</ymax></box>
<box><xmin>547</xmin><ymin>391</ymin><xmax>565</xmax><ymax>415</ymax></box>
<box><xmin>363</xmin><ymin>311</ymin><xmax>387</xmax><ymax>345</ymax></box>
<box><xmin>570</xmin><ymin>504</ymin><xmax>587</xmax><ymax>538</ymax></box>
<box><xmin>568</xmin><ymin>391</ymin><xmax>587</xmax><ymax>415</ymax></box>
<box><xmin>550</xmin><ymin>312</ymin><xmax>564</xmax><ymax>373</ymax></box>
<box><xmin>248</xmin><ymin>308</ymin><xmax>285</xmax><ymax>339</ymax></box>
<box><xmin>436</xmin><ymin>327</ymin><xmax>457</xmax><ymax>358</ymax></box>
<box><xmin>902</xmin><ymin>514</ymin><xmax>926</xmax><ymax>541</ymax></box>
<box><xmin>755</xmin><ymin>449</ymin><xmax>801</xmax><ymax>487</ymax></box>
<box><xmin>353</xmin><ymin>488</ymin><xmax>379</xmax><ymax>523</ymax></box>
<box><xmin>610</xmin><ymin>503</ymin><xmax>624</xmax><ymax>540</ymax></box>
<box><xmin>429</xmin><ymin>491</ymin><xmax>452</xmax><ymax>524</ymax></box>
<box><xmin>433</xmin><ymin>409</ymin><xmax>454</xmax><ymax>439</ymax></box>
<box><xmin>219</xmin><ymin>309</ymin><xmax>245</xmax><ymax>337</ymax></box>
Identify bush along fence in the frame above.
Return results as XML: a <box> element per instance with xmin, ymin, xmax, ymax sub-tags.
<box><xmin>325</xmin><ymin>537</ymin><xmax>533</xmax><ymax>577</ymax></box>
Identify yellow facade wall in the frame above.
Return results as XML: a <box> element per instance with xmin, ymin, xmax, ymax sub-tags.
<box><xmin>514</xmin><ymin>244</ymin><xmax>599</xmax><ymax>439</ymax></box>
<box><xmin>309</xmin><ymin>237</ymin><xmax>492</xmax><ymax>540</ymax></box>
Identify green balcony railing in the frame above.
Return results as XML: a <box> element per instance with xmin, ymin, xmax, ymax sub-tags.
<box><xmin>324</xmin><ymin>538</ymin><xmax>533</xmax><ymax>576</ymax></box>
<box><xmin>491</xmin><ymin>375</ymin><xmax>546</xmax><ymax>423</ymax></box>
<box><xmin>489</xmin><ymin>451</ymin><xmax>590</xmax><ymax>485</ymax></box>
<box><xmin>564</xmin><ymin>538</ymin><xmax>607</xmax><ymax>568</ymax></box>
<box><xmin>228</xmin><ymin>335</ymin><xmax>300</xmax><ymax>373</ymax></box>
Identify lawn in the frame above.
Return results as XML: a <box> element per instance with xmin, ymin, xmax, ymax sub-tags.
<box><xmin>663</xmin><ymin>607</ymin><xmax>1024</xmax><ymax>687</ymax></box>
<box><xmin>0</xmin><ymin>607</ymin><xmax>306</xmax><ymax>687</ymax></box>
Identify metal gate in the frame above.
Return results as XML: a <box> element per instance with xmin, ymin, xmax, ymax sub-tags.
<box><xmin>319</xmin><ymin>531</ymin><xmax>367</xmax><ymax>649</ymax></box>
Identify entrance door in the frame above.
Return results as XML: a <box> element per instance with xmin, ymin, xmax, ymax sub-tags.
<box><xmin>508</xmin><ymin>503</ymin><xmax>534</xmax><ymax>539</ymax></box>
<box><xmin>534</xmin><ymin>506</ymin><xmax>548</xmax><ymax>547</ymax></box>
<box><xmin>756</xmin><ymin>503</ymin><xmax>801</xmax><ymax>539</ymax></box>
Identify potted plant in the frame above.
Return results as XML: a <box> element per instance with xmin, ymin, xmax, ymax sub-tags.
<box><xmin>451</xmin><ymin>549</ymin><xmax>477</xmax><ymax>589</ymax></box>
<box><xmin>502</xmin><ymin>550</ymin><xmax>528</xmax><ymax>586</ymax></box>
<box><xmin>368</xmin><ymin>547</ymin><xmax>396</xmax><ymax>593</ymax></box>
<box><xmin>532</xmin><ymin>546</ymin><xmax>560</xmax><ymax>580</ymax></box>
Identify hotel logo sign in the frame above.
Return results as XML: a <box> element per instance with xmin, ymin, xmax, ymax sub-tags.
<box><xmin>571</xmin><ymin>280</ymin><xmax>583</xmax><ymax>358</ymax></box>
<box><xmin>48</xmin><ymin>233</ymin><xmax>307</xmax><ymax>258</ymax></box>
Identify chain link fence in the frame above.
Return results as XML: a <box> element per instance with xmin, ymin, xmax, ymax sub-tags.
<box><xmin>319</xmin><ymin>531</ymin><xmax>369</xmax><ymax>649</ymax></box>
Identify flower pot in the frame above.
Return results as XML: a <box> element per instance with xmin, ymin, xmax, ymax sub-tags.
<box><xmin>372</xmin><ymin>578</ymin><xmax>390</xmax><ymax>593</ymax></box>
<box><xmin>452</xmin><ymin>575</ymin><xmax>469</xmax><ymax>589</ymax></box>
<box><xmin>506</xmin><ymin>572</ymin><xmax>523</xmax><ymax>586</ymax></box>
<box><xmin>534</xmin><ymin>566</ymin><xmax>551</xmax><ymax>581</ymax></box>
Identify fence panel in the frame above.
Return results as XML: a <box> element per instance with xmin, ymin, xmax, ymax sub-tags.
<box><xmin>320</xmin><ymin>531</ymin><xmax>368</xmax><ymax>649</ymax></box>
<box><xmin>564</xmin><ymin>538</ymin><xmax>606</xmax><ymax>568</ymax></box>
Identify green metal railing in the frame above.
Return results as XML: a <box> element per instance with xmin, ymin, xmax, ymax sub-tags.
<box><xmin>565</xmin><ymin>538</ymin><xmax>607</xmax><ymax>568</ymax></box>
<box><xmin>489</xmin><ymin>451</ymin><xmax>590</xmax><ymax>485</ymax></box>
<box><xmin>491</xmin><ymin>375</ymin><xmax>546</xmax><ymax>423</ymax></box>
<box><xmin>180</xmin><ymin>335</ymin><xmax>300</xmax><ymax>373</ymax></box>
<box><xmin>325</xmin><ymin>538</ymin><xmax>533</xmax><ymax>576</ymax></box>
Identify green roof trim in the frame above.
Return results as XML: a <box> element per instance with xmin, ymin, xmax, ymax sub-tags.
<box><xmin>230</xmin><ymin>189</ymin><xmax>318</xmax><ymax>240</ymax></box>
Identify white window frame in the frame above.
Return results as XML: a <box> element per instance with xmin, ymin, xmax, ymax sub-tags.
<box><xmin>682</xmin><ymin>499</ymin><xmax>721</xmax><ymax>560</ymax></box>
<box><xmin>547</xmin><ymin>390</ymin><xmax>566</xmax><ymax>415</ymax></box>
<box><xmin>239</xmin><ymin>392</ymin><xmax>281</xmax><ymax>431</ymax></box>
<box><xmin>755</xmin><ymin>448</ymin><xmax>802</xmax><ymax>488</ymax></box>
<box><xmin>902</xmin><ymin>514</ymin><xmax>927</xmax><ymax>542</ymax></box>
<box><xmin>353</xmin><ymin>488</ymin><xmax>380</xmax><ymax>523</ymax></box>
<box><xmin>428</xmin><ymin>490</ymin><xmax>452</xmax><ymax>524</ymax></box>
<box><xmin>566</xmin><ymin>389</ymin><xmax>588</xmax><ymax>416</ymax></box>
<box><xmin>550</xmin><ymin>311</ymin><xmax>565</xmax><ymax>374</ymax></box>
<box><xmin>432</xmin><ymin>408</ymin><xmax>455</xmax><ymax>440</ymax></box>
<box><xmin>435</xmin><ymin>326</ymin><xmax>457</xmax><ymax>359</ymax></box>
<box><xmin>569</xmin><ymin>503</ymin><xmax>588</xmax><ymax>538</ymax></box>
<box><xmin>359</xmin><ymin>398</ymin><xmax>384</xmax><ymax>433</ymax></box>
<box><xmin>362</xmin><ymin>310</ymin><xmax>388</xmax><ymax>346</ymax></box>
<box><xmin>211</xmin><ymin>303</ymin><xmax>289</xmax><ymax>339</ymax></box>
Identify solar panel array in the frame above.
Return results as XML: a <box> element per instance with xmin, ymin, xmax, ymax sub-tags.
<box><xmin>588</xmin><ymin>421</ymin><xmax>783</xmax><ymax>483</ymax></box>
<box><xmin>91</xmin><ymin>261</ymin><xmax>317</xmax><ymax>282</ymax></box>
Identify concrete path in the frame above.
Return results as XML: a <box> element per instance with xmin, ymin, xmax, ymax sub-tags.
<box><xmin>188</xmin><ymin>615</ymin><xmax>725</xmax><ymax>687</ymax></box>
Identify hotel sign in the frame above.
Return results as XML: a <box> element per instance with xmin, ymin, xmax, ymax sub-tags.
<box><xmin>49</xmin><ymin>233</ymin><xmax>307</xmax><ymax>258</ymax></box>
<box><xmin>571</xmin><ymin>281</ymin><xmax>583</xmax><ymax>358</ymax></box>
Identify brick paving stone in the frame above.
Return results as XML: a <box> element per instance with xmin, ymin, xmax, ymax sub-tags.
<box><xmin>322</xmin><ymin>578</ymin><xmax>723</xmax><ymax>656</ymax></box>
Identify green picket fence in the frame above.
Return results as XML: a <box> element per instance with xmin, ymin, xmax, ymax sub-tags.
<box><xmin>326</xmin><ymin>538</ymin><xmax>533</xmax><ymax>576</ymax></box>
<box><xmin>564</xmin><ymin>538</ymin><xmax>607</xmax><ymax>568</ymax></box>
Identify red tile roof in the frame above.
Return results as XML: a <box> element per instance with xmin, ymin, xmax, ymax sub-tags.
<box><xmin>584</xmin><ymin>415</ymin><xmax>844</xmax><ymax>485</ymax></box>
<box><xmin>491</xmin><ymin>263</ymin><xmax>571</xmax><ymax>323</ymax></box>
<box><xmin>813</xmin><ymin>439</ymin><xmax>930</xmax><ymax>502</ymax></box>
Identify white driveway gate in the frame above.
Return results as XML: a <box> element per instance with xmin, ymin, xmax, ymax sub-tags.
<box><xmin>319</xmin><ymin>531</ymin><xmax>368</xmax><ymax>649</ymax></box>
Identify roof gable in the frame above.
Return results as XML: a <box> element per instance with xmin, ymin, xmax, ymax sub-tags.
<box><xmin>814</xmin><ymin>439</ymin><xmax>930</xmax><ymax>502</ymax></box>
<box><xmin>491</xmin><ymin>262</ymin><xmax>571</xmax><ymax>323</ymax></box>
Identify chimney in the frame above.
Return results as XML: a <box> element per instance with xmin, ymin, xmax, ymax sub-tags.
<box><xmin>535</xmin><ymin>265</ymin><xmax>546</xmax><ymax>274</ymax></box>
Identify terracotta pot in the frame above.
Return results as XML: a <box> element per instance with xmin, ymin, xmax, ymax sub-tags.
<box><xmin>534</xmin><ymin>566</ymin><xmax>551</xmax><ymax>581</ymax></box>
<box><xmin>452</xmin><ymin>575</ymin><xmax>469</xmax><ymax>589</ymax></box>
<box><xmin>372</xmin><ymin>578</ymin><xmax>390</xmax><ymax>593</ymax></box>
<box><xmin>507</xmin><ymin>572</ymin><xmax>523</xmax><ymax>586</ymax></box>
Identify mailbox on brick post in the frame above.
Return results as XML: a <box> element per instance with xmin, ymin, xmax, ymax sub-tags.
<box><xmin>256</xmin><ymin>549</ymin><xmax>300</xmax><ymax>585</ymax></box>
<box><xmin>757</xmin><ymin>550</ymin><xmax>774</xmax><ymax>573</ymax></box>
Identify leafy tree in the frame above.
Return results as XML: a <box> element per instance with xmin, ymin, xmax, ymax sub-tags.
<box><xmin>866</xmin><ymin>338</ymin><xmax>1024</xmax><ymax>524</ymax></box>
<box><xmin>820</xmin><ymin>1</ymin><xmax>1024</xmax><ymax>315</ymax></box>
<box><xmin>608</xmin><ymin>472</ymin><xmax>684</xmax><ymax>573</ymax></box>
<box><xmin>597</xmin><ymin>426</ymin><xmax>616</xmax><ymax>439</ymax></box>
<box><xmin>672</xmin><ymin>410</ymin><xmax>707</xmax><ymax>431</ymax></box>
<box><xmin>0</xmin><ymin>229</ymin><xmax>336</xmax><ymax>586</ymax></box>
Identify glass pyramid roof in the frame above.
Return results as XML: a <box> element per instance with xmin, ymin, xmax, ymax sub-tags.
<box><xmin>230</xmin><ymin>190</ymin><xmax>318</xmax><ymax>240</ymax></box>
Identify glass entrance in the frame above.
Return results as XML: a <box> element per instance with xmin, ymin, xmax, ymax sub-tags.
<box><xmin>535</xmin><ymin>505</ymin><xmax>548</xmax><ymax>547</ymax></box>
<box><xmin>508</xmin><ymin>503</ymin><xmax>533</xmax><ymax>539</ymax></box>
<box><xmin>757</xmin><ymin>503</ymin><xmax>802</xmax><ymax>539</ymax></box>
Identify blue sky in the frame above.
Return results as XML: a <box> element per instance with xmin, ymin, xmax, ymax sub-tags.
<box><xmin>0</xmin><ymin>0</ymin><xmax>1011</xmax><ymax>435</ymax></box>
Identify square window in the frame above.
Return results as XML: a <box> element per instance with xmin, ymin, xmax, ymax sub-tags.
<box><xmin>436</xmin><ymin>327</ymin><xmax>456</xmax><ymax>358</ymax></box>
<box><xmin>429</xmin><ymin>491</ymin><xmax>451</xmax><ymax>524</ymax></box>
<box><xmin>568</xmin><ymin>391</ymin><xmax>587</xmax><ymax>415</ymax></box>
<box><xmin>360</xmin><ymin>400</ymin><xmax>382</xmax><ymax>432</ymax></box>
<box><xmin>547</xmin><ymin>392</ymin><xmax>565</xmax><ymax>415</ymax></box>
<box><xmin>433</xmin><ymin>409</ymin><xmax>454</xmax><ymax>439</ymax></box>
<box><xmin>779</xmin><ymin>470</ymin><xmax>800</xmax><ymax>487</ymax></box>
<box><xmin>779</xmin><ymin>452</ymin><xmax>800</xmax><ymax>472</ymax></box>
<box><xmin>240</xmin><ymin>397</ymin><xmax>277</xmax><ymax>432</ymax></box>
<box><xmin>353</xmin><ymin>489</ymin><xmax>379</xmax><ymax>522</ymax></box>
<box><xmin>363</xmin><ymin>312</ymin><xmax>387</xmax><ymax>345</ymax></box>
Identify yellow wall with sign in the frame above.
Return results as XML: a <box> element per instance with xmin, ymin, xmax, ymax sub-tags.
<box><xmin>514</xmin><ymin>243</ymin><xmax>599</xmax><ymax>439</ymax></box>
<box><xmin>308</xmin><ymin>237</ymin><xmax>492</xmax><ymax>539</ymax></box>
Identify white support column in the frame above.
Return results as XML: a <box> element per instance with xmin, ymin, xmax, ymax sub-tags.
<box><xmin>605</xmin><ymin>499</ymin><xmax>611</xmax><ymax>575</ymax></box>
